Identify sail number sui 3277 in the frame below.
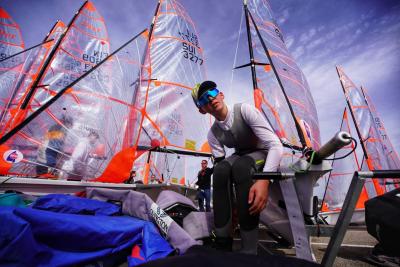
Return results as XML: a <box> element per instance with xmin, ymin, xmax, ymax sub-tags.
<box><xmin>179</xmin><ymin>29</ymin><xmax>203</xmax><ymax>65</ymax></box>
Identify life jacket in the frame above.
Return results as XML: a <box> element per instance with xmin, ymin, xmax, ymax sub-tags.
<box><xmin>211</xmin><ymin>103</ymin><xmax>258</xmax><ymax>154</ymax></box>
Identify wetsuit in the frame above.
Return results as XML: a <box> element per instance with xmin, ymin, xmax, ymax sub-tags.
<box><xmin>208</xmin><ymin>103</ymin><xmax>282</xmax><ymax>254</ymax></box>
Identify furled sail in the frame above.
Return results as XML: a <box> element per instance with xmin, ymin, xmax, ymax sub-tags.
<box><xmin>131</xmin><ymin>0</ymin><xmax>211</xmax><ymax>184</ymax></box>
<box><xmin>0</xmin><ymin>1</ymin><xmax>110</xmax><ymax>139</ymax></box>
<box><xmin>336</xmin><ymin>66</ymin><xmax>396</xmax><ymax>195</ymax></box>
<box><xmin>0</xmin><ymin>21</ymin><xmax>66</xmax><ymax>137</ymax></box>
<box><xmin>0</xmin><ymin>28</ymin><xmax>148</xmax><ymax>180</ymax></box>
<box><xmin>242</xmin><ymin>0</ymin><xmax>321</xmax><ymax>152</ymax></box>
<box><xmin>320</xmin><ymin>109</ymin><xmax>369</xmax><ymax>213</ymax></box>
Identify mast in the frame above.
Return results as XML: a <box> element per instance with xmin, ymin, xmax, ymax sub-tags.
<box><xmin>243</xmin><ymin>1</ymin><xmax>258</xmax><ymax>91</ymax></box>
<box><xmin>244</xmin><ymin>2</ymin><xmax>308</xmax><ymax>149</ymax></box>
<box><xmin>130</xmin><ymin>0</ymin><xmax>162</xmax><ymax>184</ymax></box>
<box><xmin>123</xmin><ymin>0</ymin><xmax>161</xmax><ymax>148</ymax></box>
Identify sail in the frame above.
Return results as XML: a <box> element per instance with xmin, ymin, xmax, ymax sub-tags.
<box><xmin>0</xmin><ymin>7</ymin><xmax>23</xmax><ymax>60</ymax></box>
<box><xmin>0</xmin><ymin>21</ymin><xmax>66</xmax><ymax>137</ymax></box>
<box><xmin>362</xmin><ymin>87</ymin><xmax>400</xmax><ymax>189</ymax></box>
<box><xmin>321</xmin><ymin>109</ymin><xmax>369</xmax><ymax>212</ymax></box>
<box><xmin>336</xmin><ymin>66</ymin><xmax>393</xmax><ymax>195</ymax></box>
<box><xmin>0</xmin><ymin>28</ymin><xmax>148</xmax><ymax>180</ymax></box>
<box><xmin>0</xmin><ymin>7</ymin><xmax>25</xmax><ymax>132</ymax></box>
<box><xmin>244</xmin><ymin>0</ymin><xmax>320</xmax><ymax>150</ymax></box>
<box><xmin>132</xmin><ymin>0</ymin><xmax>210</xmax><ymax>184</ymax></box>
<box><xmin>0</xmin><ymin>1</ymin><xmax>110</xmax><ymax>138</ymax></box>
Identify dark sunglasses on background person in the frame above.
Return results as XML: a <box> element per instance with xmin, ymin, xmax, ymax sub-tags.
<box><xmin>196</xmin><ymin>88</ymin><xmax>219</xmax><ymax>108</ymax></box>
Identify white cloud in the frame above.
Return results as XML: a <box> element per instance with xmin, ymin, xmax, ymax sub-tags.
<box><xmin>277</xmin><ymin>8</ymin><xmax>290</xmax><ymax>25</ymax></box>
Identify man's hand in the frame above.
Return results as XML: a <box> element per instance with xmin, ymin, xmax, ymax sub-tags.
<box><xmin>248</xmin><ymin>180</ymin><xmax>269</xmax><ymax>215</ymax></box>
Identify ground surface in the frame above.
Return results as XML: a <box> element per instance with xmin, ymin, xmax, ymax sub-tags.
<box><xmin>235</xmin><ymin>226</ymin><xmax>378</xmax><ymax>267</ymax></box>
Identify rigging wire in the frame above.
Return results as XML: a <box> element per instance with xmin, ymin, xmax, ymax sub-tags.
<box><xmin>228</xmin><ymin>8</ymin><xmax>244</xmax><ymax>104</ymax></box>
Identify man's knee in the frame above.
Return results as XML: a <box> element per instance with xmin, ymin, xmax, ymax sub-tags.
<box><xmin>231</xmin><ymin>156</ymin><xmax>255</xmax><ymax>184</ymax></box>
<box><xmin>212</xmin><ymin>161</ymin><xmax>231</xmax><ymax>189</ymax></box>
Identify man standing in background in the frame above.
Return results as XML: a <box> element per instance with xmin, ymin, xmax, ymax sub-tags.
<box><xmin>196</xmin><ymin>159</ymin><xmax>212</xmax><ymax>212</ymax></box>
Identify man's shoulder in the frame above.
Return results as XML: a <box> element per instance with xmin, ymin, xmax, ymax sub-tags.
<box><xmin>239</xmin><ymin>102</ymin><xmax>257</xmax><ymax>112</ymax></box>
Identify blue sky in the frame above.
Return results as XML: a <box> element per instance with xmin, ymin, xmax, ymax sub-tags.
<box><xmin>3</xmin><ymin>0</ymin><xmax>400</xmax><ymax>155</ymax></box>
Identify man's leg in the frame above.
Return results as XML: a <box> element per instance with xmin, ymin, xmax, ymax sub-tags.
<box><xmin>204</xmin><ymin>188</ymin><xmax>211</xmax><ymax>212</ymax></box>
<box><xmin>197</xmin><ymin>190</ymin><xmax>205</xmax><ymax>212</ymax></box>
<box><xmin>212</xmin><ymin>155</ymin><xmax>239</xmax><ymax>251</ymax></box>
<box><xmin>231</xmin><ymin>151</ymin><xmax>266</xmax><ymax>255</ymax></box>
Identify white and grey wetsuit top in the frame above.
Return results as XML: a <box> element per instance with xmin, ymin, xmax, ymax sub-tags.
<box><xmin>207</xmin><ymin>103</ymin><xmax>283</xmax><ymax>172</ymax></box>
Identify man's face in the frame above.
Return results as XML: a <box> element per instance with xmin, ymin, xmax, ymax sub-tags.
<box><xmin>201</xmin><ymin>161</ymin><xmax>207</xmax><ymax>169</ymax></box>
<box><xmin>200</xmin><ymin>91</ymin><xmax>225</xmax><ymax>115</ymax></box>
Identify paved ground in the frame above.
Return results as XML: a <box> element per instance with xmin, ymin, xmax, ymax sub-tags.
<box><xmin>238</xmin><ymin>226</ymin><xmax>378</xmax><ymax>266</ymax></box>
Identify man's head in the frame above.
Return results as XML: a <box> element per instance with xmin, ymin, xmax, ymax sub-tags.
<box><xmin>192</xmin><ymin>80</ymin><xmax>225</xmax><ymax>116</ymax></box>
<box><xmin>201</xmin><ymin>159</ymin><xmax>207</xmax><ymax>169</ymax></box>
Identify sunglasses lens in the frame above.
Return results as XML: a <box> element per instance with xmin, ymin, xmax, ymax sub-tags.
<box><xmin>197</xmin><ymin>88</ymin><xmax>219</xmax><ymax>107</ymax></box>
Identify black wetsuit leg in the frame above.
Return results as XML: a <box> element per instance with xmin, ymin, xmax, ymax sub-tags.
<box><xmin>231</xmin><ymin>155</ymin><xmax>259</xmax><ymax>231</ymax></box>
<box><xmin>212</xmin><ymin>160</ymin><xmax>233</xmax><ymax>229</ymax></box>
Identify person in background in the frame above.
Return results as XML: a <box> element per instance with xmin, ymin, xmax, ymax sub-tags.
<box><xmin>196</xmin><ymin>159</ymin><xmax>212</xmax><ymax>212</ymax></box>
<box><xmin>149</xmin><ymin>174</ymin><xmax>158</xmax><ymax>184</ymax></box>
<box><xmin>125</xmin><ymin>170</ymin><xmax>137</xmax><ymax>184</ymax></box>
<box><xmin>37</xmin><ymin>116</ymin><xmax>73</xmax><ymax>176</ymax></box>
<box><xmin>191</xmin><ymin>81</ymin><xmax>283</xmax><ymax>254</ymax></box>
<box><xmin>62</xmin><ymin>130</ymin><xmax>100</xmax><ymax>180</ymax></box>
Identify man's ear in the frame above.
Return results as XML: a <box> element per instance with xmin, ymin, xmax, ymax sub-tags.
<box><xmin>219</xmin><ymin>91</ymin><xmax>224</xmax><ymax>100</ymax></box>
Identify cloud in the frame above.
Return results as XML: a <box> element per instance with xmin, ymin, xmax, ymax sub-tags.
<box><xmin>277</xmin><ymin>8</ymin><xmax>290</xmax><ymax>24</ymax></box>
<box><xmin>299</xmin><ymin>28</ymin><xmax>317</xmax><ymax>43</ymax></box>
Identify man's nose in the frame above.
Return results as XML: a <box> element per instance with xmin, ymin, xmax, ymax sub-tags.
<box><xmin>208</xmin><ymin>96</ymin><xmax>217</xmax><ymax>103</ymax></box>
